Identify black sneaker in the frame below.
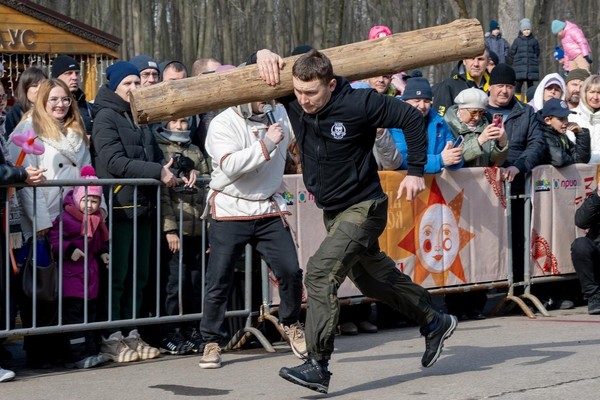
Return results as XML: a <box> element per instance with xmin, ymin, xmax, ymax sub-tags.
<box><xmin>184</xmin><ymin>328</ymin><xmax>204</xmax><ymax>353</ymax></box>
<box><xmin>588</xmin><ymin>293</ymin><xmax>600</xmax><ymax>315</ymax></box>
<box><xmin>160</xmin><ymin>331</ymin><xmax>192</xmax><ymax>355</ymax></box>
<box><xmin>421</xmin><ymin>313</ymin><xmax>457</xmax><ymax>368</ymax></box>
<box><xmin>279</xmin><ymin>358</ymin><xmax>331</xmax><ymax>394</ymax></box>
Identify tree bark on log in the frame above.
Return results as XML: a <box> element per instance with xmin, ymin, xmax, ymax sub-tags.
<box><xmin>130</xmin><ymin>18</ymin><xmax>484</xmax><ymax>124</ymax></box>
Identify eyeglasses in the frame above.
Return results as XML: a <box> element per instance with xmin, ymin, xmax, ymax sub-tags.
<box><xmin>0</xmin><ymin>94</ymin><xmax>7</xmax><ymax>102</ymax></box>
<box><xmin>47</xmin><ymin>97</ymin><xmax>72</xmax><ymax>107</ymax></box>
<box><xmin>140</xmin><ymin>71</ymin><xmax>159</xmax><ymax>79</ymax></box>
<box><xmin>462</xmin><ymin>109</ymin><xmax>485</xmax><ymax>118</ymax></box>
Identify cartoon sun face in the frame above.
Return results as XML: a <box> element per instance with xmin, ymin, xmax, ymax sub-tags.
<box><xmin>417</xmin><ymin>204</ymin><xmax>460</xmax><ymax>274</ymax></box>
<box><xmin>398</xmin><ymin>178</ymin><xmax>474</xmax><ymax>286</ymax></box>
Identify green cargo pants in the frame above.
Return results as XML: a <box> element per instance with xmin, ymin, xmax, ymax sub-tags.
<box><xmin>304</xmin><ymin>195</ymin><xmax>436</xmax><ymax>361</ymax></box>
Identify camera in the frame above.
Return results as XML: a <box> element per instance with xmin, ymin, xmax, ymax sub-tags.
<box><xmin>171</xmin><ymin>152</ymin><xmax>198</xmax><ymax>194</ymax></box>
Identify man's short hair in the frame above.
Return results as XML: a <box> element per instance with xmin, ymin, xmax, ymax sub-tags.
<box><xmin>292</xmin><ymin>49</ymin><xmax>334</xmax><ymax>85</ymax></box>
<box><xmin>192</xmin><ymin>58</ymin><xmax>221</xmax><ymax>76</ymax></box>
<box><xmin>160</xmin><ymin>61</ymin><xmax>187</xmax><ymax>78</ymax></box>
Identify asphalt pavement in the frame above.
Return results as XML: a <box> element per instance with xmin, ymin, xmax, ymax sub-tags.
<box><xmin>2</xmin><ymin>301</ymin><xmax>600</xmax><ymax>400</ymax></box>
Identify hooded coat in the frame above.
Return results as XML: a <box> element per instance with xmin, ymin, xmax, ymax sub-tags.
<box><xmin>510</xmin><ymin>32</ymin><xmax>540</xmax><ymax>82</ymax></box>
<box><xmin>47</xmin><ymin>190</ymin><xmax>107</xmax><ymax>299</ymax></box>
<box><xmin>91</xmin><ymin>85</ymin><xmax>165</xmax><ymax>219</ymax></box>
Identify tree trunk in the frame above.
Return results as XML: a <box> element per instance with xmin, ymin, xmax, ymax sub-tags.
<box><xmin>130</xmin><ymin>19</ymin><xmax>485</xmax><ymax>124</ymax></box>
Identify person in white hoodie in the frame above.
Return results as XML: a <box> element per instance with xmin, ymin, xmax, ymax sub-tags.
<box><xmin>568</xmin><ymin>75</ymin><xmax>600</xmax><ymax>162</ymax></box>
<box><xmin>528</xmin><ymin>72</ymin><xmax>566</xmax><ymax>112</ymax></box>
<box><xmin>198</xmin><ymin>100</ymin><xmax>306</xmax><ymax>369</ymax></box>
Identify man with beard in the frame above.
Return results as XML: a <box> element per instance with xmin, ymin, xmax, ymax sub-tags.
<box><xmin>565</xmin><ymin>69</ymin><xmax>591</xmax><ymax>110</ymax></box>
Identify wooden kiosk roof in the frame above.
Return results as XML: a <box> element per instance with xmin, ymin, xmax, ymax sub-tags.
<box><xmin>0</xmin><ymin>0</ymin><xmax>122</xmax><ymax>99</ymax></box>
<box><xmin>0</xmin><ymin>0</ymin><xmax>121</xmax><ymax>57</ymax></box>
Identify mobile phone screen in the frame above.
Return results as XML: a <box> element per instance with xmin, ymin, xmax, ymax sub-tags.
<box><xmin>493</xmin><ymin>113</ymin><xmax>503</xmax><ymax>128</ymax></box>
<box><xmin>453</xmin><ymin>135</ymin><xmax>464</xmax><ymax>148</ymax></box>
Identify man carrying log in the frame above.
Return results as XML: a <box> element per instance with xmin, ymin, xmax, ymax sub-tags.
<box><xmin>251</xmin><ymin>49</ymin><xmax>458</xmax><ymax>394</ymax></box>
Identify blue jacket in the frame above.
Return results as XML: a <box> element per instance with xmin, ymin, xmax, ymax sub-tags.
<box><xmin>390</xmin><ymin>107</ymin><xmax>464</xmax><ymax>173</ymax></box>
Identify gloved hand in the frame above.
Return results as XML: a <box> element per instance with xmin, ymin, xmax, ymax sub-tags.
<box><xmin>584</xmin><ymin>55</ymin><xmax>593</xmax><ymax>64</ymax></box>
<box><xmin>71</xmin><ymin>248</ymin><xmax>85</xmax><ymax>261</ymax></box>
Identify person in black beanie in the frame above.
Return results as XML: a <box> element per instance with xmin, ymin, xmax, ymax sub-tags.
<box><xmin>486</xmin><ymin>63</ymin><xmax>546</xmax><ymax>291</ymax></box>
<box><xmin>51</xmin><ymin>55</ymin><xmax>94</xmax><ymax>135</ymax></box>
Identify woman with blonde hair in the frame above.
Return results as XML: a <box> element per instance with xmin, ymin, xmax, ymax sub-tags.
<box><xmin>568</xmin><ymin>75</ymin><xmax>600</xmax><ymax>163</ymax></box>
<box><xmin>8</xmin><ymin>78</ymin><xmax>91</xmax><ymax>368</ymax></box>
<box><xmin>9</xmin><ymin>78</ymin><xmax>90</xmax><ymax>238</ymax></box>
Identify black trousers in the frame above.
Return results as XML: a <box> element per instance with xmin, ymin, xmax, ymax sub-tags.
<box><xmin>571</xmin><ymin>237</ymin><xmax>600</xmax><ymax>299</ymax></box>
<box><xmin>200</xmin><ymin>217</ymin><xmax>303</xmax><ymax>344</ymax></box>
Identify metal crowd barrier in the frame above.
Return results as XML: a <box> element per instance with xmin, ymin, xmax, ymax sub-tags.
<box><xmin>2</xmin><ymin>166</ymin><xmax>591</xmax><ymax>342</ymax></box>
<box><xmin>0</xmin><ymin>177</ymin><xmax>275</xmax><ymax>348</ymax></box>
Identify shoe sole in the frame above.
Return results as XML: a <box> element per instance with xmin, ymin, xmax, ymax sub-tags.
<box><xmin>0</xmin><ymin>373</ymin><xmax>15</xmax><ymax>382</ymax></box>
<box><xmin>199</xmin><ymin>361</ymin><xmax>221</xmax><ymax>369</ymax></box>
<box><xmin>279</xmin><ymin>369</ymin><xmax>328</xmax><ymax>394</ymax></box>
<box><xmin>588</xmin><ymin>308</ymin><xmax>600</xmax><ymax>315</ymax></box>
<box><xmin>423</xmin><ymin>315</ymin><xmax>458</xmax><ymax>368</ymax></box>
<box><xmin>99</xmin><ymin>352</ymin><xmax>139</xmax><ymax>363</ymax></box>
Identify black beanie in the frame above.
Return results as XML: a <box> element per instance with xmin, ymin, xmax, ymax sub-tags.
<box><xmin>51</xmin><ymin>55</ymin><xmax>80</xmax><ymax>78</ymax></box>
<box><xmin>489</xmin><ymin>63</ymin><xmax>516</xmax><ymax>86</ymax></box>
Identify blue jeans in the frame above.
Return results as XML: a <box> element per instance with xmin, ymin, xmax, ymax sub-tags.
<box><xmin>200</xmin><ymin>217</ymin><xmax>303</xmax><ymax>344</ymax></box>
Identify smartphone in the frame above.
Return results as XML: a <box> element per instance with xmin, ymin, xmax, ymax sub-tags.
<box><xmin>453</xmin><ymin>135</ymin><xmax>464</xmax><ymax>148</ymax></box>
<box><xmin>492</xmin><ymin>113</ymin><xmax>503</xmax><ymax>128</ymax></box>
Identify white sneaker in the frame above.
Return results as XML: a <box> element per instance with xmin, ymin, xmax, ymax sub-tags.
<box><xmin>198</xmin><ymin>343</ymin><xmax>221</xmax><ymax>369</ymax></box>
<box><xmin>0</xmin><ymin>366</ymin><xmax>15</xmax><ymax>382</ymax></box>
<box><xmin>283</xmin><ymin>322</ymin><xmax>307</xmax><ymax>359</ymax></box>
<box><xmin>100</xmin><ymin>331</ymin><xmax>140</xmax><ymax>363</ymax></box>
<box><xmin>124</xmin><ymin>329</ymin><xmax>160</xmax><ymax>360</ymax></box>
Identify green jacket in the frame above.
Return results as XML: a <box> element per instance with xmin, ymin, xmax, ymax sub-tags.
<box><xmin>154</xmin><ymin>132</ymin><xmax>209</xmax><ymax>237</ymax></box>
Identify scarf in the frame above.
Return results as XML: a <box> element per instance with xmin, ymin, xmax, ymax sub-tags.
<box><xmin>64</xmin><ymin>203</ymin><xmax>109</xmax><ymax>242</ymax></box>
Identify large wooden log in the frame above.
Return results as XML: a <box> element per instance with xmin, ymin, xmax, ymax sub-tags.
<box><xmin>130</xmin><ymin>18</ymin><xmax>484</xmax><ymax>124</ymax></box>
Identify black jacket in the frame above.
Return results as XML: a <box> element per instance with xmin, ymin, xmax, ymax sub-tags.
<box><xmin>4</xmin><ymin>103</ymin><xmax>24</xmax><ymax>139</ymax></box>
<box><xmin>575</xmin><ymin>188</ymin><xmax>600</xmax><ymax>244</ymax></box>
<box><xmin>538</xmin><ymin>116</ymin><xmax>590</xmax><ymax>167</ymax></box>
<box><xmin>283</xmin><ymin>77</ymin><xmax>426</xmax><ymax>210</ymax></box>
<box><xmin>510</xmin><ymin>33</ymin><xmax>540</xmax><ymax>81</ymax></box>
<box><xmin>74</xmin><ymin>88</ymin><xmax>94</xmax><ymax>135</ymax></box>
<box><xmin>91</xmin><ymin>85</ymin><xmax>164</xmax><ymax>219</ymax></box>
<box><xmin>490</xmin><ymin>99</ymin><xmax>546</xmax><ymax>174</ymax></box>
<box><xmin>0</xmin><ymin>148</ymin><xmax>28</xmax><ymax>204</ymax></box>
<box><xmin>433</xmin><ymin>61</ymin><xmax>489</xmax><ymax>117</ymax></box>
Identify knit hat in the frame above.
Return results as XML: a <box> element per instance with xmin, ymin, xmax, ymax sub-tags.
<box><xmin>489</xmin><ymin>20</ymin><xmax>500</xmax><ymax>31</ymax></box>
<box><xmin>368</xmin><ymin>25</ymin><xmax>392</xmax><ymax>40</ymax></box>
<box><xmin>291</xmin><ymin>44</ymin><xmax>313</xmax><ymax>56</ymax></box>
<box><xmin>565</xmin><ymin>68</ymin><xmax>591</xmax><ymax>84</ymax></box>
<box><xmin>489</xmin><ymin>63</ymin><xmax>516</xmax><ymax>86</ymax></box>
<box><xmin>105</xmin><ymin>61</ymin><xmax>139</xmax><ymax>91</ymax></box>
<box><xmin>73</xmin><ymin>165</ymin><xmax>103</xmax><ymax>206</ymax></box>
<box><xmin>51</xmin><ymin>55</ymin><xmax>79</xmax><ymax>78</ymax></box>
<box><xmin>454</xmin><ymin>88</ymin><xmax>488</xmax><ymax>109</ymax></box>
<box><xmin>129</xmin><ymin>54</ymin><xmax>160</xmax><ymax>73</ymax></box>
<box><xmin>540</xmin><ymin>98</ymin><xmax>573</xmax><ymax>118</ymax></box>
<box><xmin>401</xmin><ymin>77</ymin><xmax>432</xmax><ymax>100</ymax></box>
<box><xmin>488</xmin><ymin>50</ymin><xmax>499</xmax><ymax>66</ymax></box>
<box><xmin>553</xmin><ymin>46</ymin><xmax>565</xmax><ymax>60</ymax></box>
<box><xmin>551</xmin><ymin>20</ymin><xmax>566</xmax><ymax>34</ymax></box>
<box><xmin>520</xmin><ymin>18</ymin><xmax>532</xmax><ymax>31</ymax></box>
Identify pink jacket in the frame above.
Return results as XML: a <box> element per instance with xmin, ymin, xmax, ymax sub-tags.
<box><xmin>560</xmin><ymin>21</ymin><xmax>591</xmax><ymax>65</ymax></box>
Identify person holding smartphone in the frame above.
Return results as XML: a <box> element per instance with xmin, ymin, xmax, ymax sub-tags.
<box><xmin>444</xmin><ymin>87</ymin><xmax>509</xmax><ymax>168</ymax></box>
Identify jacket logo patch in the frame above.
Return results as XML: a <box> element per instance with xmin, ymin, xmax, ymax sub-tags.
<box><xmin>330</xmin><ymin>122</ymin><xmax>346</xmax><ymax>139</ymax></box>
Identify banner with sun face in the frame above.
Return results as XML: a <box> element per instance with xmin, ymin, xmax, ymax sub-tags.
<box><xmin>380</xmin><ymin>168</ymin><xmax>508</xmax><ymax>288</ymax></box>
<box><xmin>275</xmin><ymin>167</ymin><xmax>509</xmax><ymax>303</ymax></box>
<box><xmin>529</xmin><ymin>164</ymin><xmax>599</xmax><ymax>277</ymax></box>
